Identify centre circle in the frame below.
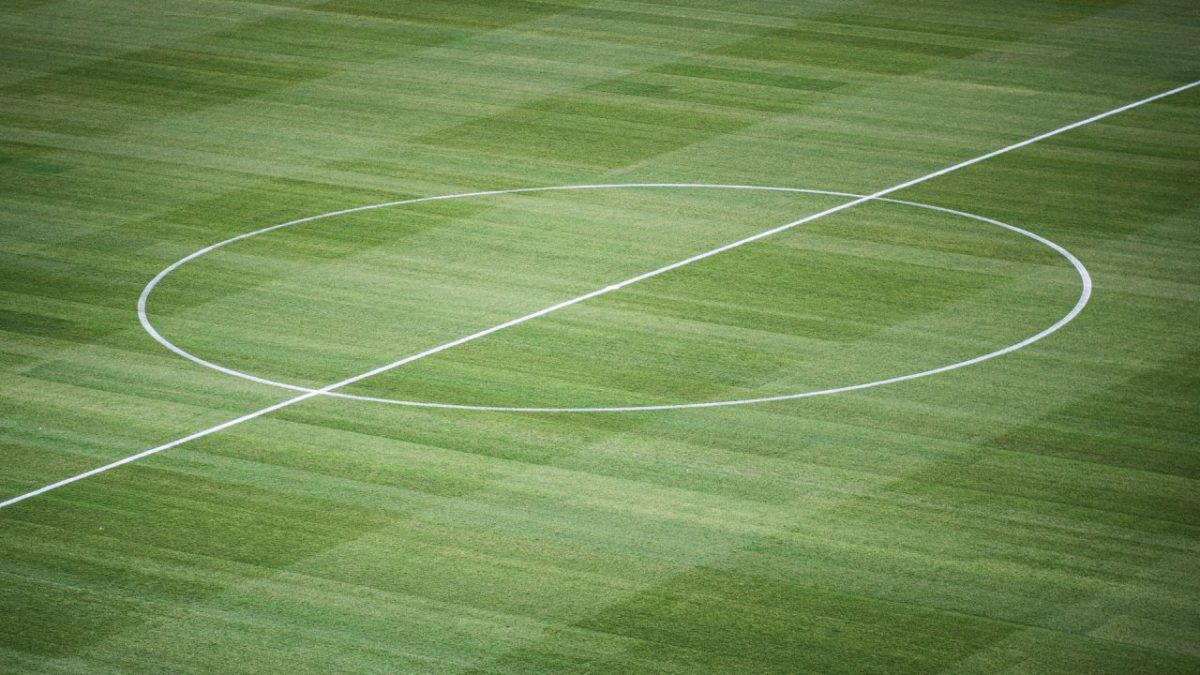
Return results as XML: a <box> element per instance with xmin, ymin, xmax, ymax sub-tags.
<box><xmin>138</xmin><ymin>183</ymin><xmax>1091</xmax><ymax>412</ymax></box>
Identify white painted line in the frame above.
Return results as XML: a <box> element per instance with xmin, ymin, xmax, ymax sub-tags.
<box><xmin>3</xmin><ymin>79</ymin><xmax>1196</xmax><ymax>510</ymax></box>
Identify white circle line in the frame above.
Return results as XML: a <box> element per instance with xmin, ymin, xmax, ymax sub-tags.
<box><xmin>139</xmin><ymin>183</ymin><xmax>1091</xmax><ymax>413</ymax></box>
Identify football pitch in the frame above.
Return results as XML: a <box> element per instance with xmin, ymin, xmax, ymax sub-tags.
<box><xmin>1</xmin><ymin>0</ymin><xmax>1198</xmax><ymax>672</ymax></box>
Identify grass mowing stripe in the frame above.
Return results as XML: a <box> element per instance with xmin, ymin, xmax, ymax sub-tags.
<box><xmin>3</xmin><ymin>79</ymin><xmax>1196</xmax><ymax>511</ymax></box>
<box><xmin>2</xmin><ymin>6</ymin><xmax>1197</xmax><ymax>670</ymax></box>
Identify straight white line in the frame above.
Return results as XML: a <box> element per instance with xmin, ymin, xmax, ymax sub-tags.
<box><xmin>2</xmin><ymin>79</ymin><xmax>1196</xmax><ymax>510</ymax></box>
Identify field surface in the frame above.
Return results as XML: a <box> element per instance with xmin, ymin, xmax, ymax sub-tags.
<box><xmin>1</xmin><ymin>1</ymin><xmax>1198</xmax><ymax>672</ymax></box>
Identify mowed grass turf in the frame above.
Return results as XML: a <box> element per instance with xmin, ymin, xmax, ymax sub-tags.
<box><xmin>0</xmin><ymin>0</ymin><xmax>1198</xmax><ymax>672</ymax></box>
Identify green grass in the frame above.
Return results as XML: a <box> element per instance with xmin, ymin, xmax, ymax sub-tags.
<box><xmin>1</xmin><ymin>0</ymin><xmax>1198</xmax><ymax>672</ymax></box>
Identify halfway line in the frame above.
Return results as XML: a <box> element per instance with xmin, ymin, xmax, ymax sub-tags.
<box><xmin>2</xmin><ymin>78</ymin><xmax>1196</xmax><ymax>510</ymax></box>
